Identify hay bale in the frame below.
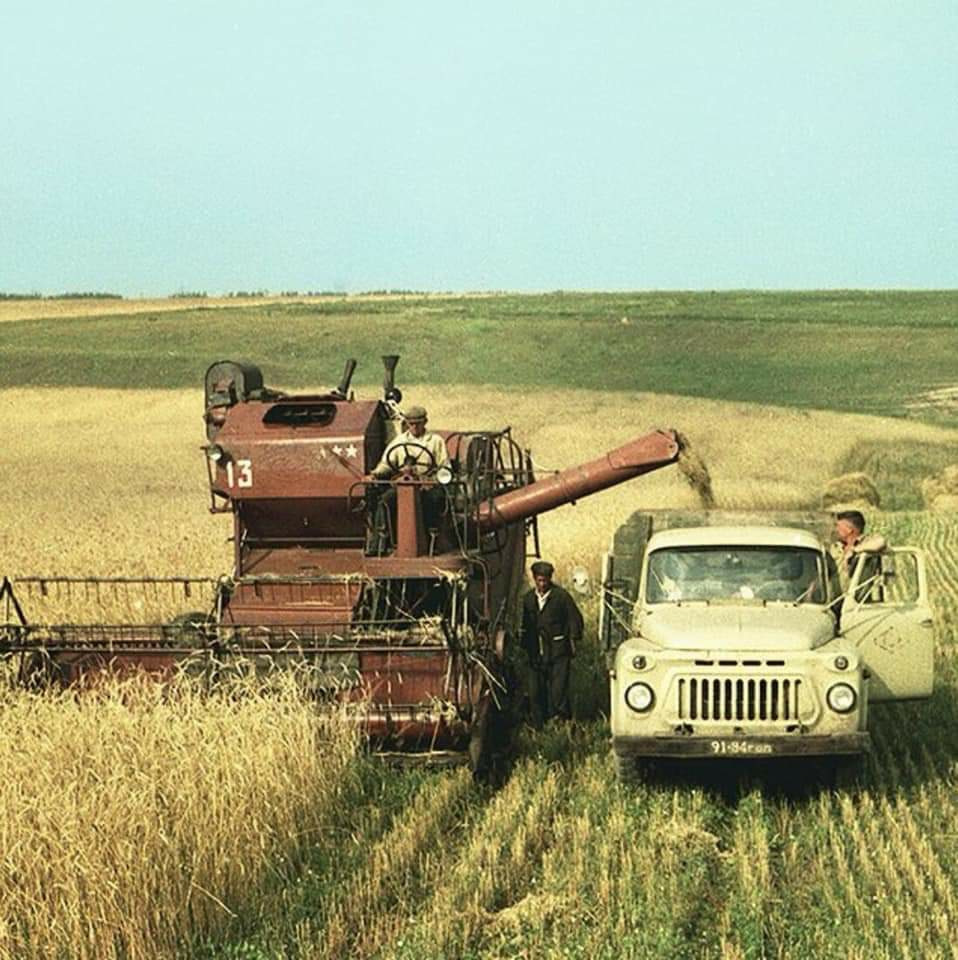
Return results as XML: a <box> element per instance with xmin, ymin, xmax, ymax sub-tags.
<box><xmin>821</xmin><ymin>472</ymin><xmax>881</xmax><ymax>510</ymax></box>
<box><xmin>921</xmin><ymin>464</ymin><xmax>958</xmax><ymax>510</ymax></box>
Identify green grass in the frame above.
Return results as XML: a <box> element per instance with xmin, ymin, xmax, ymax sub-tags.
<box><xmin>2</xmin><ymin>291</ymin><xmax>958</xmax><ymax>424</ymax></box>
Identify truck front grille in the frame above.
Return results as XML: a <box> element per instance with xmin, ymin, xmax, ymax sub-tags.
<box><xmin>677</xmin><ymin>676</ymin><xmax>802</xmax><ymax>722</ymax></box>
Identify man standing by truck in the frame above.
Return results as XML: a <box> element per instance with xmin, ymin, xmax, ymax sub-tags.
<box><xmin>521</xmin><ymin>560</ymin><xmax>584</xmax><ymax>725</ymax></box>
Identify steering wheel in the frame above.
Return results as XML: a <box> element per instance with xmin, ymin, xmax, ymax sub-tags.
<box><xmin>753</xmin><ymin>580</ymin><xmax>794</xmax><ymax>601</ymax></box>
<box><xmin>384</xmin><ymin>441</ymin><xmax>438</xmax><ymax>475</ymax></box>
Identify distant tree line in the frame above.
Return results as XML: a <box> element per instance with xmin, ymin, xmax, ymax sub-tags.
<box><xmin>1</xmin><ymin>288</ymin><xmax>430</xmax><ymax>302</ymax></box>
<box><xmin>0</xmin><ymin>291</ymin><xmax>123</xmax><ymax>300</ymax></box>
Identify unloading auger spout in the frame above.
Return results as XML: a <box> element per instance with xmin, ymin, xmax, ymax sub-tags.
<box><xmin>475</xmin><ymin>430</ymin><xmax>683</xmax><ymax>531</ymax></box>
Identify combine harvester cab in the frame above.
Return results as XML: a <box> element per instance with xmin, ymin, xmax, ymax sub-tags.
<box><xmin>2</xmin><ymin>355</ymin><xmax>684</xmax><ymax>775</ymax></box>
<box><xmin>602</xmin><ymin>511</ymin><xmax>935</xmax><ymax>785</ymax></box>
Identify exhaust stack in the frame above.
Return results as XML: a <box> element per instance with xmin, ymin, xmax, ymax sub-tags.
<box><xmin>382</xmin><ymin>355</ymin><xmax>401</xmax><ymax>401</ymax></box>
<box><xmin>335</xmin><ymin>358</ymin><xmax>358</xmax><ymax>397</ymax></box>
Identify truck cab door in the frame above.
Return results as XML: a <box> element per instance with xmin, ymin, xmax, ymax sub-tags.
<box><xmin>840</xmin><ymin>547</ymin><xmax>933</xmax><ymax>701</ymax></box>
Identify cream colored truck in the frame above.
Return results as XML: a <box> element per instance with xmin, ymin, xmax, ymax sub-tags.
<box><xmin>601</xmin><ymin>514</ymin><xmax>933</xmax><ymax>781</ymax></box>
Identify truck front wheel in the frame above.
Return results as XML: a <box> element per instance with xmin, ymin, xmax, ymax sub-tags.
<box><xmin>614</xmin><ymin>750</ymin><xmax>650</xmax><ymax>786</ymax></box>
<box><xmin>829</xmin><ymin>754</ymin><xmax>865</xmax><ymax>790</ymax></box>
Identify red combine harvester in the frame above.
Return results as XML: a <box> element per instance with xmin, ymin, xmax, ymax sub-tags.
<box><xmin>1</xmin><ymin>357</ymin><xmax>682</xmax><ymax>773</ymax></box>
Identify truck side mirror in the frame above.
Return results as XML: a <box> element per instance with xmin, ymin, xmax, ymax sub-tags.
<box><xmin>571</xmin><ymin>566</ymin><xmax>591</xmax><ymax>595</ymax></box>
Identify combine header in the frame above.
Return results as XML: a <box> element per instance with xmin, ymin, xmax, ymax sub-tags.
<box><xmin>2</xmin><ymin>356</ymin><xmax>683</xmax><ymax>773</ymax></box>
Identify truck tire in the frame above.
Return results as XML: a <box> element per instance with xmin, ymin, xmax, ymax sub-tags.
<box><xmin>831</xmin><ymin>754</ymin><xmax>865</xmax><ymax>790</ymax></box>
<box><xmin>614</xmin><ymin>750</ymin><xmax>649</xmax><ymax>786</ymax></box>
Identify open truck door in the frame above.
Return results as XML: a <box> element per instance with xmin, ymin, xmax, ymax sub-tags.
<box><xmin>840</xmin><ymin>547</ymin><xmax>934</xmax><ymax>702</ymax></box>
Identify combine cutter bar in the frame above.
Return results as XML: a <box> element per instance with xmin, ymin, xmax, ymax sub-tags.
<box><xmin>1</xmin><ymin>576</ymin><xmax>220</xmax><ymax>629</ymax></box>
<box><xmin>377</xmin><ymin>750</ymin><xmax>469</xmax><ymax>769</ymax></box>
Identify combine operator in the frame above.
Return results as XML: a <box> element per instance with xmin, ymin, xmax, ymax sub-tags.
<box><xmin>520</xmin><ymin>560</ymin><xmax>584</xmax><ymax>725</ymax></box>
<box><xmin>365</xmin><ymin>405</ymin><xmax>450</xmax><ymax>555</ymax></box>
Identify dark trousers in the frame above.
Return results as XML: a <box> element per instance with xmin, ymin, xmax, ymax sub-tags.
<box><xmin>528</xmin><ymin>655</ymin><xmax>571</xmax><ymax>725</ymax></box>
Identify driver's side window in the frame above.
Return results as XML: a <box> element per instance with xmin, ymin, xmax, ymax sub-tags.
<box><xmin>877</xmin><ymin>552</ymin><xmax>920</xmax><ymax>605</ymax></box>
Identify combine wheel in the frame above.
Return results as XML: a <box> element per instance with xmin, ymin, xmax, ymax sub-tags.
<box><xmin>385</xmin><ymin>441</ymin><xmax>438</xmax><ymax>474</ymax></box>
<box><xmin>468</xmin><ymin>696</ymin><xmax>493</xmax><ymax>777</ymax></box>
<box><xmin>468</xmin><ymin>668</ymin><xmax>516</xmax><ymax>786</ymax></box>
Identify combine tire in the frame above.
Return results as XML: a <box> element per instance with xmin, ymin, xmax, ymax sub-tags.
<box><xmin>468</xmin><ymin>696</ymin><xmax>493</xmax><ymax>778</ymax></box>
<box><xmin>468</xmin><ymin>670</ymin><xmax>516</xmax><ymax>786</ymax></box>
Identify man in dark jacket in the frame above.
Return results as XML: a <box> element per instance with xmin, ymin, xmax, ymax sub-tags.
<box><xmin>520</xmin><ymin>560</ymin><xmax>584</xmax><ymax>725</ymax></box>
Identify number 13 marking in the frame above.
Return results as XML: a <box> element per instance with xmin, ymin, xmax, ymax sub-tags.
<box><xmin>225</xmin><ymin>459</ymin><xmax>253</xmax><ymax>488</ymax></box>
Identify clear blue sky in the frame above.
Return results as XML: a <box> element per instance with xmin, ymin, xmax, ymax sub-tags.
<box><xmin>1</xmin><ymin>1</ymin><xmax>956</xmax><ymax>295</ymax></box>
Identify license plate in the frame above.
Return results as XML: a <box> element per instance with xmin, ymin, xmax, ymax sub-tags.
<box><xmin>708</xmin><ymin>739</ymin><xmax>775</xmax><ymax>756</ymax></box>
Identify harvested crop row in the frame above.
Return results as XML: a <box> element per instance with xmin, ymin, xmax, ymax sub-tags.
<box><xmin>382</xmin><ymin>758</ymin><xmax>567</xmax><ymax>958</ymax></box>
<box><xmin>299</xmin><ymin>768</ymin><xmax>479</xmax><ymax>960</ymax></box>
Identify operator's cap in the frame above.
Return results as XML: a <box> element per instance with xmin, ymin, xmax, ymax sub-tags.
<box><xmin>531</xmin><ymin>560</ymin><xmax>554</xmax><ymax>577</ymax></box>
<box><xmin>403</xmin><ymin>405</ymin><xmax>427</xmax><ymax>423</ymax></box>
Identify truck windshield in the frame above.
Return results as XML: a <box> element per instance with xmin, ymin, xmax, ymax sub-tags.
<box><xmin>645</xmin><ymin>546</ymin><xmax>826</xmax><ymax>604</ymax></box>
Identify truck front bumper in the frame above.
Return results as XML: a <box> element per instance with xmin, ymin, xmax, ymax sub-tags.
<box><xmin>613</xmin><ymin>732</ymin><xmax>870</xmax><ymax>759</ymax></box>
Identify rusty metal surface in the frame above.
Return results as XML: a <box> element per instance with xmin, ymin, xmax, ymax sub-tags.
<box><xmin>477</xmin><ymin>429</ymin><xmax>681</xmax><ymax>531</ymax></box>
<box><xmin>210</xmin><ymin>399</ymin><xmax>383</xmax><ymax>500</ymax></box>
<box><xmin>8</xmin><ymin>359</ymin><xmax>687</xmax><ymax>766</ymax></box>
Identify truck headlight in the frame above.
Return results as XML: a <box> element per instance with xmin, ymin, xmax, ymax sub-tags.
<box><xmin>625</xmin><ymin>682</ymin><xmax>655</xmax><ymax>713</ymax></box>
<box><xmin>826</xmin><ymin>683</ymin><xmax>857</xmax><ymax>714</ymax></box>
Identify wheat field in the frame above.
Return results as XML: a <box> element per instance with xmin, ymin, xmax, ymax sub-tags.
<box><xmin>2</xmin><ymin>386</ymin><xmax>958</xmax><ymax>959</ymax></box>
<box><xmin>4</xmin><ymin>384</ymin><xmax>957</xmax><ymax>578</ymax></box>
<box><xmin>0</xmin><ymin>292</ymin><xmax>489</xmax><ymax>325</ymax></box>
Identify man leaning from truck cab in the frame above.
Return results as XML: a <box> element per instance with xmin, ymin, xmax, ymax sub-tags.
<box><xmin>830</xmin><ymin>509</ymin><xmax>886</xmax><ymax>603</ymax></box>
<box><xmin>365</xmin><ymin>406</ymin><xmax>450</xmax><ymax>554</ymax></box>
<box><xmin>520</xmin><ymin>561</ymin><xmax>584</xmax><ymax>726</ymax></box>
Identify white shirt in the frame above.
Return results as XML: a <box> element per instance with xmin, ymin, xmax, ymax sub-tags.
<box><xmin>372</xmin><ymin>429</ymin><xmax>450</xmax><ymax>478</ymax></box>
<box><xmin>536</xmin><ymin>589</ymin><xmax>552</xmax><ymax>611</ymax></box>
